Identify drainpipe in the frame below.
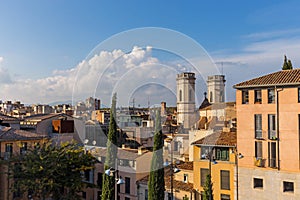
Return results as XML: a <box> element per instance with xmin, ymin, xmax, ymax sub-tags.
<box><xmin>276</xmin><ymin>86</ymin><xmax>283</xmax><ymax>170</ymax></box>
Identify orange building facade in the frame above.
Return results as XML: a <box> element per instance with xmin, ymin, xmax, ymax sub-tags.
<box><xmin>234</xmin><ymin>69</ymin><xmax>300</xmax><ymax>199</ymax></box>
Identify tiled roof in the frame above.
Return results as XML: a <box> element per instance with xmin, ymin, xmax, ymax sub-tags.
<box><xmin>234</xmin><ymin>68</ymin><xmax>300</xmax><ymax>88</ymax></box>
<box><xmin>176</xmin><ymin>161</ymin><xmax>193</xmax><ymax>171</ymax></box>
<box><xmin>93</xmin><ymin>147</ymin><xmax>149</xmax><ymax>160</ymax></box>
<box><xmin>192</xmin><ymin>131</ymin><xmax>236</xmax><ymax>146</ymax></box>
<box><xmin>23</xmin><ymin>113</ymin><xmax>60</xmax><ymax>121</ymax></box>
<box><xmin>0</xmin><ymin>127</ymin><xmax>48</xmax><ymax>141</ymax></box>
<box><xmin>138</xmin><ymin>167</ymin><xmax>194</xmax><ymax>192</ymax></box>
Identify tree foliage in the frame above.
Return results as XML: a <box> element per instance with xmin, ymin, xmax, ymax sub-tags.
<box><xmin>102</xmin><ymin>93</ymin><xmax>118</xmax><ymax>200</ymax></box>
<box><xmin>148</xmin><ymin>109</ymin><xmax>165</xmax><ymax>200</ymax></box>
<box><xmin>202</xmin><ymin>174</ymin><xmax>213</xmax><ymax>200</ymax></box>
<box><xmin>10</xmin><ymin>141</ymin><xmax>96</xmax><ymax>200</ymax></box>
<box><xmin>282</xmin><ymin>55</ymin><xmax>293</xmax><ymax>70</ymax></box>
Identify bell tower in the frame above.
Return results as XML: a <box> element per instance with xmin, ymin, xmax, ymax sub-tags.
<box><xmin>176</xmin><ymin>72</ymin><xmax>197</xmax><ymax>130</ymax></box>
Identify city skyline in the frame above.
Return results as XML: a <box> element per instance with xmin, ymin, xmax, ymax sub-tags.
<box><xmin>1</xmin><ymin>1</ymin><xmax>300</xmax><ymax>105</ymax></box>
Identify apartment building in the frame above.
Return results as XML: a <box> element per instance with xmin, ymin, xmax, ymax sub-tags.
<box><xmin>192</xmin><ymin>131</ymin><xmax>237</xmax><ymax>200</ymax></box>
<box><xmin>234</xmin><ymin>68</ymin><xmax>300</xmax><ymax>199</ymax></box>
<box><xmin>0</xmin><ymin>127</ymin><xmax>48</xmax><ymax>200</ymax></box>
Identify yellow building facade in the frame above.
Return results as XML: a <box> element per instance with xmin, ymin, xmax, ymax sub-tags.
<box><xmin>193</xmin><ymin>131</ymin><xmax>237</xmax><ymax>200</ymax></box>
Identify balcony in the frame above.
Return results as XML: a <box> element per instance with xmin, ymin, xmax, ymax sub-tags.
<box><xmin>254</xmin><ymin>157</ymin><xmax>265</xmax><ymax>167</ymax></box>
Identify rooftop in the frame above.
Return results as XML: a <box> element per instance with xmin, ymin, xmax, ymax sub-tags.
<box><xmin>0</xmin><ymin>113</ymin><xmax>19</xmax><ymax>121</ymax></box>
<box><xmin>234</xmin><ymin>68</ymin><xmax>300</xmax><ymax>88</ymax></box>
<box><xmin>138</xmin><ymin>166</ymin><xmax>194</xmax><ymax>192</ymax></box>
<box><xmin>192</xmin><ymin>131</ymin><xmax>236</xmax><ymax>147</ymax></box>
<box><xmin>93</xmin><ymin>147</ymin><xmax>150</xmax><ymax>160</ymax></box>
<box><xmin>0</xmin><ymin>127</ymin><xmax>48</xmax><ymax>141</ymax></box>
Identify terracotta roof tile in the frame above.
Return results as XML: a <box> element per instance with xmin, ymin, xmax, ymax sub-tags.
<box><xmin>138</xmin><ymin>167</ymin><xmax>194</xmax><ymax>192</ymax></box>
<box><xmin>93</xmin><ymin>147</ymin><xmax>149</xmax><ymax>160</ymax></box>
<box><xmin>0</xmin><ymin>127</ymin><xmax>48</xmax><ymax>141</ymax></box>
<box><xmin>234</xmin><ymin>68</ymin><xmax>300</xmax><ymax>88</ymax></box>
<box><xmin>192</xmin><ymin>131</ymin><xmax>236</xmax><ymax>146</ymax></box>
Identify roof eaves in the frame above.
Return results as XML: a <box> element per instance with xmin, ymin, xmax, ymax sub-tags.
<box><xmin>233</xmin><ymin>82</ymin><xmax>300</xmax><ymax>89</ymax></box>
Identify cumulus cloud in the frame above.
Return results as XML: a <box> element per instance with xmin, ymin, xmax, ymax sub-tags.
<box><xmin>0</xmin><ymin>46</ymin><xmax>181</xmax><ymax>106</ymax></box>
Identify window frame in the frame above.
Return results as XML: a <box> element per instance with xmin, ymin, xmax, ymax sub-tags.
<box><xmin>200</xmin><ymin>168</ymin><xmax>209</xmax><ymax>187</ymax></box>
<box><xmin>242</xmin><ymin>90</ymin><xmax>249</xmax><ymax>104</ymax></box>
<box><xmin>254</xmin><ymin>114</ymin><xmax>262</xmax><ymax>139</ymax></box>
<box><xmin>268</xmin><ymin>89</ymin><xmax>275</xmax><ymax>103</ymax></box>
<box><xmin>283</xmin><ymin>181</ymin><xmax>294</xmax><ymax>193</ymax></box>
<box><xmin>220</xmin><ymin>170</ymin><xmax>230</xmax><ymax>190</ymax></box>
<box><xmin>253</xmin><ymin>178</ymin><xmax>263</xmax><ymax>189</ymax></box>
<box><xmin>254</xmin><ymin>89</ymin><xmax>262</xmax><ymax>104</ymax></box>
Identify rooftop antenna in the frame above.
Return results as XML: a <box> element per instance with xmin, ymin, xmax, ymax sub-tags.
<box><xmin>221</xmin><ymin>61</ymin><xmax>224</xmax><ymax>75</ymax></box>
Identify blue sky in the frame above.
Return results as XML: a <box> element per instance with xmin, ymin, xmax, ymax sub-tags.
<box><xmin>1</xmin><ymin>0</ymin><xmax>300</xmax><ymax>105</ymax></box>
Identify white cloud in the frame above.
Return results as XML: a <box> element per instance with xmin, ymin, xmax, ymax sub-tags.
<box><xmin>0</xmin><ymin>46</ymin><xmax>180</xmax><ymax>106</ymax></box>
<box><xmin>0</xmin><ymin>56</ymin><xmax>3</xmax><ymax>63</ymax></box>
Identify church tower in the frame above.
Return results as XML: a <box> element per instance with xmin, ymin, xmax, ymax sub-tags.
<box><xmin>176</xmin><ymin>72</ymin><xmax>197</xmax><ymax>130</ymax></box>
<box><xmin>207</xmin><ymin>75</ymin><xmax>226</xmax><ymax>103</ymax></box>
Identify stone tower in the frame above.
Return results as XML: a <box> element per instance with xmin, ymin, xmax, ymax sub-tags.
<box><xmin>176</xmin><ymin>72</ymin><xmax>196</xmax><ymax>130</ymax></box>
<box><xmin>207</xmin><ymin>75</ymin><xmax>226</xmax><ymax>103</ymax></box>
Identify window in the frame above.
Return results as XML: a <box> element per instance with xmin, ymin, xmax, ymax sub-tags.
<box><xmin>184</xmin><ymin>174</ymin><xmax>188</xmax><ymax>183</ymax></box>
<box><xmin>125</xmin><ymin>198</ymin><xmax>130</xmax><ymax>200</ymax></box>
<box><xmin>82</xmin><ymin>191</ymin><xmax>86</xmax><ymax>199</ymax></box>
<box><xmin>200</xmin><ymin>146</ymin><xmax>210</xmax><ymax>159</ymax></box>
<box><xmin>268</xmin><ymin>89</ymin><xmax>275</xmax><ymax>103</ymax></box>
<box><xmin>255</xmin><ymin>141</ymin><xmax>262</xmax><ymax>159</ymax></box>
<box><xmin>283</xmin><ymin>181</ymin><xmax>294</xmax><ymax>192</ymax></box>
<box><xmin>173</xmin><ymin>141</ymin><xmax>179</xmax><ymax>151</ymax></box>
<box><xmin>254</xmin><ymin>114</ymin><xmax>262</xmax><ymax>139</ymax></box>
<box><xmin>125</xmin><ymin>177</ymin><xmax>130</xmax><ymax>194</ymax></box>
<box><xmin>216</xmin><ymin>148</ymin><xmax>229</xmax><ymax>161</ymax></box>
<box><xmin>268</xmin><ymin>142</ymin><xmax>277</xmax><ymax>168</ymax></box>
<box><xmin>254</xmin><ymin>90</ymin><xmax>262</xmax><ymax>103</ymax></box>
<box><xmin>242</xmin><ymin>90</ymin><xmax>249</xmax><ymax>104</ymax></box>
<box><xmin>200</xmin><ymin>168</ymin><xmax>209</xmax><ymax>186</ymax></box>
<box><xmin>145</xmin><ymin>189</ymin><xmax>148</xmax><ymax>200</ymax></box>
<box><xmin>298</xmin><ymin>88</ymin><xmax>300</xmax><ymax>103</ymax></box>
<box><xmin>253</xmin><ymin>178</ymin><xmax>263</xmax><ymax>189</ymax></box>
<box><xmin>179</xmin><ymin>90</ymin><xmax>182</xmax><ymax>102</ymax></box>
<box><xmin>97</xmin><ymin>173</ymin><xmax>103</xmax><ymax>188</ymax></box>
<box><xmin>84</xmin><ymin>169</ymin><xmax>93</xmax><ymax>183</ymax></box>
<box><xmin>20</xmin><ymin>142</ymin><xmax>27</xmax><ymax>155</ymax></box>
<box><xmin>5</xmin><ymin>143</ymin><xmax>13</xmax><ymax>159</ymax></box>
<box><xmin>210</xmin><ymin>91</ymin><xmax>213</xmax><ymax>103</ymax></box>
<box><xmin>221</xmin><ymin>194</ymin><xmax>230</xmax><ymax>200</ymax></box>
<box><xmin>221</xmin><ymin>170</ymin><xmax>230</xmax><ymax>190</ymax></box>
<box><xmin>189</xmin><ymin>89</ymin><xmax>192</xmax><ymax>102</ymax></box>
<box><xmin>268</xmin><ymin>114</ymin><xmax>276</xmax><ymax>139</ymax></box>
<box><xmin>220</xmin><ymin>91</ymin><xmax>224</xmax><ymax>102</ymax></box>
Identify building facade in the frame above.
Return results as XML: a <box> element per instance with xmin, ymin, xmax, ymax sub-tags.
<box><xmin>207</xmin><ymin>75</ymin><xmax>226</xmax><ymax>104</ymax></box>
<box><xmin>192</xmin><ymin>131</ymin><xmax>237</xmax><ymax>200</ymax></box>
<box><xmin>176</xmin><ymin>72</ymin><xmax>197</xmax><ymax>130</ymax></box>
<box><xmin>234</xmin><ymin>69</ymin><xmax>300</xmax><ymax>199</ymax></box>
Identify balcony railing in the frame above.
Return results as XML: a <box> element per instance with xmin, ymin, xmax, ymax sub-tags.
<box><xmin>254</xmin><ymin>157</ymin><xmax>265</xmax><ymax>167</ymax></box>
<box><xmin>268</xmin><ymin>130</ymin><xmax>277</xmax><ymax>140</ymax></box>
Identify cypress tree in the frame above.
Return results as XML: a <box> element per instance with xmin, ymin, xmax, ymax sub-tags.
<box><xmin>102</xmin><ymin>93</ymin><xmax>118</xmax><ymax>200</ymax></box>
<box><xmin>282</xmin><ymin>55</ymin><xmax>293</xmax><ymax>70</ymax></box>
<box><xmin>203</xmin><ymin>174</ymin><xmax>213</xmax><ymax>200</ymax></box>
<box><xmin>148</xmin><ymin>109</ymin><xmax>165</xmax><ymax>200</ymax></box>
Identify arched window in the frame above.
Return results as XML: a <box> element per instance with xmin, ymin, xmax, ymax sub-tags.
<box><xmin>179</xmin><ymin>90</ymin><xmax>182</xmax><ymax>102</ymax></box>
<box><xmin>210</xmin><ymin>91</ymin><xmax>213</xmax><ymax>102</ymax></box>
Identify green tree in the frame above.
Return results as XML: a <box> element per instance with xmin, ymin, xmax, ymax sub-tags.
<box><xmin>282</xmin><ymin>55</ymin><xmax>293</xmax><ymax>70</ymax></box>
<box><xmin>202</xmin><ymin>174</ymin><xmax>213</xmax><ymax>200</ymax></box>
<box><xmin>148</xmin><ymin>109</ymin><xmax>165</xmax><ymax>200</ymax></box>
<box><xmin>102</xmin><ymin>93</ymin><xmax>118</xmax><ymax>200</ymax></box>
<box><xmin>10</xmin><ymin>141</ymin><xmax>96</xmax><ymax>200</ymax></box>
